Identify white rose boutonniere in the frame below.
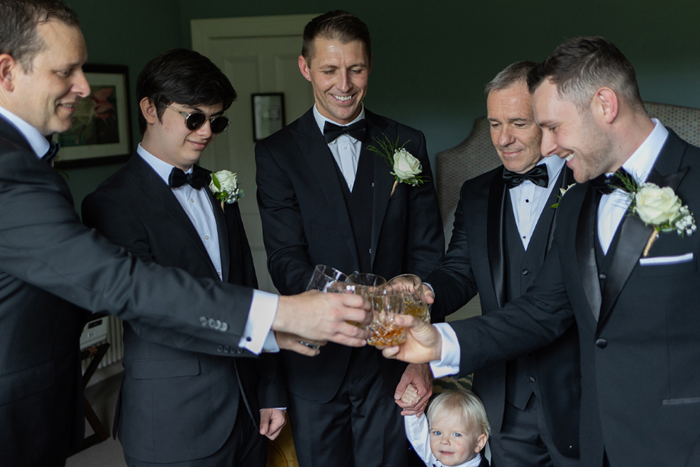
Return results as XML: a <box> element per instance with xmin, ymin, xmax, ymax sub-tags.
<box><xmin>617</xmin><ymin>171</ymin><xmax>696</xmax><ymax>256</ymax></box>
<box><xmin>551</xmin><ymin>183</ymin><xmax>576</xmax><ymax>209</ymax></box>
<box><xmin>210</xmin><ymin>169</ymin><xmax>244</xmax><ymax>210</ymax></box>
<box><xmin>368</xmin><ymin>134</ymin><xmax>428</xmax><ymax>197</ymax></box>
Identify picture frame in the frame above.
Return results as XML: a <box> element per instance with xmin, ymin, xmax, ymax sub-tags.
<box><xmin>252</xmin><ymin>93</ymin><xmax>285</xmax><ymax>141</ymax></box>
<box><xmin>55</xmin><ymin>64</ymin><xmax>132</xmax><ymax>168</ymax></box>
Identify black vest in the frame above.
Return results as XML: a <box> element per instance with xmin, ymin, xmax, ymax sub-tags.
<box><xmin>502</xmin><ymin>178</ymin><xmax>560</xmax><ymax>409</ymax></box>
<box><xmin>334</xmin><ymin>152</ymin><xmax>374</xmax><ymax>274</ymax></box>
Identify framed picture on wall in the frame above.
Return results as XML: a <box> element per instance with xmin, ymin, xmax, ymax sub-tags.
<box><xmin>55</xmin><ymin>64</ymin><xmax>132</xmax><ymax>168</ymax></box>
<box><xmin>252</xmin><ymin>93</ymin><xmax>285</xmax><ymax>141</ymax></box>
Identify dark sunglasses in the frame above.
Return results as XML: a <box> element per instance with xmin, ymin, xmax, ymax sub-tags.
<box><xmin>167</xmin><ymin>106</ymin><xmax>230</xmax><ymax>134</ymax></box>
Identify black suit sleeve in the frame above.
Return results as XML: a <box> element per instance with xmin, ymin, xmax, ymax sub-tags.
<box><xmin>450</xmin><ymin>237</ymin><xmax>574</xmax><ymax>377</ymax></box>
<box><xmin>0</xmin><ymin>147</ymin><xmax>252</xmax><ymax>351</ymax></box>
<box><xmin>427</xmin><ymin>182</ymin><xmax>479</xmax><ymax>322</ymax></box>
<box><xmin>255</xmin><ymin>140</ymin><xmax>315</xmax><ymax>295</ymax></box>
<box><xmin>402</xmin><ymin>130</ymin><xmax>446</xmax><ymax>280</ymax></box>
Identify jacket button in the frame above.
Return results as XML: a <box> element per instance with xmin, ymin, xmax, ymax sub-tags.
<box><xmin>221</xmin><ymin>322</ymin><xmax>228</xmax><ymax>332</ymax></box>
<box><xmin>522</xmin><ymin>269</ymin><xmax>529</xmax><ymax>275</ymax></box>
<box><xmin>215</xmin><ymin>320</ymin><xmax>222</xmax><ymax>330</ymax></box>
<box><xmin>208</xmin><ymin>318</ymin><xmax>216</xmax><ymax>328</ymax></box>
<box><xmin>529</xmin><ymin>376</ymin><xmax>536</xmax><ymax>383</ymax></box>
<box><xmin>223</xmin><ymin>346</ymin><xmax>230</xmax><ymax>353</ymax></box>
<box><xmin>599</xmin><ymin>273</ymin><xmax>607</xmax><ymax>280</ymax></box>
<box><xmin>596</xmin><ymin>338</ymin><xmax>607</xmax><ymax>348</ymax></box>
<box><xmin>199</xmin><ymin>316</ymin><xmax>207</xmax><ymax>326</ymax></box>
<box><xmin>217</xmin><ymin>345</ymin><xmax>223</xmax><ymax>352</ymax></box>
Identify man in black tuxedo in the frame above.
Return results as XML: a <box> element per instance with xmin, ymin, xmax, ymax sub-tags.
<box><xmin>427</xmin><ymin>62</ymin><xmax>579</xmax><ymax>467</ymax></box>
<box><xmin>255</xmin><ymin>10</ymin><xmax>444</xmax><ymax>467</ymax></box>
<box><xmin>0</xmin><ymin>2</ymin><xmax>371</xmax><ymax>465</ymax></box>
<box><xmin>82</xmin><ymin>48</ymin><xmax>286</xmax><ymax>466</ymax></box>
<box><xmin>384</xmin><ymin>36</ymin><xmax>700</xmax><ymax>467</ymax></box>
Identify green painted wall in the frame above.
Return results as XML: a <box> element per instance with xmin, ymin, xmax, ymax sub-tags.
<box><xmin>65</xmin><ymin>0</ymin><xmax>700</xmax><ymax>209</ymax></box>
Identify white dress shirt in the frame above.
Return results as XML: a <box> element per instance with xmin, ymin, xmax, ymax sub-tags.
<box><xmin>137</xmin><ymin>144</ymin><xmax>279</xmax><ymax>353</ymax></box>
<box><xmin>313</xmin><ymin>104</ymin><xmax>365</xmax><ymax>192</ymax></box>
<box><xmin>432</xmin><ymin>119</ymin><xmax>670</xmax><ymax>375</ymax></box>
<box><xmin>405</xmin><ymin>413</ymin><xmax>485</xmax><ymax>467</ymax></box>
<box><xmin>598</xmin><ymin>119</ymin><xmax>668</xmax><ymax>253</ymax></box>
<box><xmin>509</xmin><ymin>156</ymin><xmax>566</xmax><ymax>249</ymax></box>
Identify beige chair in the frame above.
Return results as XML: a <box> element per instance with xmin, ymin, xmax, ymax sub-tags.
<box><xmin>644</xmin><ymin>101</ymin><xmax>700</xmax><ymax>146</ymax></box>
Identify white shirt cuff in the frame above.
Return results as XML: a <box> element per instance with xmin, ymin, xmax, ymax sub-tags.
<box><xmin>429</xmin><ymin>323</ymin><xmax>460</xmax><ymax>379</ymax></box>
<box><xmin>238</xmin><ymin>290</ymin><xmax>279</xmax><ymax>354</ymax></box>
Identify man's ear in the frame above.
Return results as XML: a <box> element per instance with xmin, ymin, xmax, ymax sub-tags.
<box><xmin>139</xmin><ymin>97</ymin><xmax>158</xmax><ymax>125</ymax></box>
<box><xmin>298</xmin><ymin>55</ymin><xmax>312</xmax><ymax>82</ymax></box>
<box><xmin>0</xmin><ymin>54</ymin><xmax>18</xmax><ymax>92</ymax></box>
<box><xmin>594</xmin><ymin>87</ymin><xmax>619</xmax><ymax>124</ymax></box>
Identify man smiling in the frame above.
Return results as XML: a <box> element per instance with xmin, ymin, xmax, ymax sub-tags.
<box><xmin>255</xmin><ymin>10</ymin><xmax>444</xmax><ymax>467</ymax></box>
<box><xmin>427</xmin><ymin>62</ymin><xmax>579</xmax><ymax>467</ymax></box>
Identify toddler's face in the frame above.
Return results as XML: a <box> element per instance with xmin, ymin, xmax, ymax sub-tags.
<box><xmin>429</xmin><ymin>414</ymin><xmax>487</xmax><ymax>466</ymax></box>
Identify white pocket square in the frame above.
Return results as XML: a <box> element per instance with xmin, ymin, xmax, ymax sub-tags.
<box><xmin>639</xmin><ymin>252</ymin><xmax>694</xmax><ymax>266</ymax></box>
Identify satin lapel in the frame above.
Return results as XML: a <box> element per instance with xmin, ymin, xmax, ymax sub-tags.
<box><xmin>576</xmin><ymin>187</ymin><xmax>603</xmax><ymax>320</ymax></box>
<box><xmin>597</xmin><ymin>141</ymin><xmax>689</xmax><ymax>334</ymax></box>
<box><xmin>291</xmin><ymin>111</ymin><xmax>358</xmax><ymax>267</ymax></box>
<box><xmin>367</xmin><ymin>113</ymin><xmax>392</xmax><ymax>269</ymax></box>
<box><xmin>207</xmin><ymin>188</ymin><xmax>230</xmax><ymax>282</ymax></box>
<box><xmin>486</xmin><ymin>170</ymin><xmax>507</xmax><ymax>308</ymax></box>
<box><xmin>127</xmin><ymin>155</ymin><xmax>211</xmax><ymax>263</ymax></box>
<box><xmin>546</xmin><ymin>167</ymin><xmax>574</xmax><ymax>253</ymax></box>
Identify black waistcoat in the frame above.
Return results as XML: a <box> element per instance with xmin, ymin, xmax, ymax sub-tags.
<box><xmin>502</xmin><ymin>183</ymin><xmax>559</xmax><ymax>408</ymax></box>
<box><xmin>334</xmin><ymin>152</ymin><xmax>374</xmax><ymax>274</ymax></box>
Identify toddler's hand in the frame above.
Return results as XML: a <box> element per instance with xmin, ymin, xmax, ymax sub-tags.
<box><xmin>400</xmin><ymin>383</ymin><xmax>419</xmax><ymax>406</ymax></box>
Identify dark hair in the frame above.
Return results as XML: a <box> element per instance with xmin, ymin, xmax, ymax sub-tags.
<box><xmin>136</xmin><ymin>48</ymin><xmax>237</xmax><ymax>134</ymax></box>
<box><xmin>527</xmin><ymin>36</ymin><xmax>644</xmax><ymax>112</ymax></box>
<box><xmin>484</xmin><ymin>61</ymin><xmax>537</xmax><ymax>96</ymax></box>
<box><xmin>0</xmin><ymin>0</ymin><xmax>79</xmax><ymax>71</ymax></box>
<box><xmin>301</xmin><ymin>10</ymin><xmax>371</xmax><ymax>64</ymax></box>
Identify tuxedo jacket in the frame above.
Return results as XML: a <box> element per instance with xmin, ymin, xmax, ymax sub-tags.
<box><xmin>0</xmin><ymin>117</ymin><xmax>261</xmax><ymax>465</ymax></box>
<box><xmin>428</xmin><ymin>165</ymin><xmax>580</xmax><ymax>458</ymax></box>
<box><xmin>82</xmin><ymin>154</ymin><xmax>286</xmax><ymax>462</ymax></box>
<box><xmin>255</xmin><ymin>108</ymin><xmax>444</xmax><ymax>402</ymax></box>
<box><xmin>450</xmin><ymin>130</ymin><xmax>700</xmax><ymax>466</ymax></box>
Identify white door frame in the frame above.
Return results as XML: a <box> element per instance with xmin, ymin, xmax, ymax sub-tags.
<box><xmin>192</xmin><ymin>14</ymin><xmax>318</xmax><ymax>56</ymax></box>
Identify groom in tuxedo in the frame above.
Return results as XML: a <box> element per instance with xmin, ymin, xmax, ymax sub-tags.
<box><xmin>428</xmin><ymin>61</ymin><xmax>579</xmax><ymax>467</ymax></box>
<box><xmin>0</xmin><ymin>2</ymin><xmax>372</xmax><ymax>465</ymax></box>
<box><xmin>82</xmin><ymin>48</ymin><xmax>286</xmax><ymax>466</ymax></box>
<box><xmin>255</xmin><ymin>10</ymin><xmax>444</xmax><ymax>467</ymax></box>
<box><xmin>384</xmin><ymin>36</ymin><xmax>700</xmax><ymax>467</ymax></box>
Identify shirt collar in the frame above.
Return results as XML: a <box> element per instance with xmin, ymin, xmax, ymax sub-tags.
<box><xmin>137</xmin><ymin>143</ymin><xmax>193</xmax><ymax>186</ymax></box>
<box><xmin>618</xmin><ymin>118</ymin><xmax>668</xmax><ymax>182</ymax></box>
<box><xmin>312</xmin><ymin>103</ymin><xmax>366</xmax><ymax>139</ymax></box>
<box><xmin>0</xmin><ymin>105</ymin><xmax>51</xmax><ymax>158</ymax></box>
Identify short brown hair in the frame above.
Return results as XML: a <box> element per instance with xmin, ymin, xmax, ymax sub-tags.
<box><xmin>527</xmin><ymin>36</ymin><xmax>645</xmax><ymax>112</ymax></box>
<box><xmin>0</xmin><ymin>0</ymin><xmax>80</xmax><ymax>71</ymax></box>
<box><xmin>301</xmin><ymin>10</ymin><xmax>371</xmax><ymax>64</ymax></box>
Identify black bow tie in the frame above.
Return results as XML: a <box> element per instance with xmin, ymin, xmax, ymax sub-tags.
<box><xmin>589</xmin><ymin>169</ymin><xmax>631</xmax><ymax>195</ymax></box>
<box><xmin>168</xmin><ymin>167</ymin><xmax>210</xmax><ymax>190</ymax></box>
<box><xmin>502</xmin><ymin>164</ymin><xmax>549</xmax><ymax>188</ymax></box>
<box><xmin>42</xmin><ymin>141</ymin><xmax>60</xmax><ymax>164</ymax></box>
<box><xmin>323</xmin><ymin>120</ymin><xmax>366</xmax><ymax>144</ymax></box>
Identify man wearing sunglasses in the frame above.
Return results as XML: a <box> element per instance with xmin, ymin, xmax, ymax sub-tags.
<box><xmin>81</xmin><ymin>48</ymin><xmax>286</xmax><ymax>466</ymax></box>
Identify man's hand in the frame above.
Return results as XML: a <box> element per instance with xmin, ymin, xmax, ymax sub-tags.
<box><xmin>381</xmin><ymin>315</ymin><xmax>442</xmax><ymax>363</ymax></box>
<box><xmin>274</xmin><ymin>291</ymin><xmax>371</xmax><ymax>347</ymax></box>
<box><xmin>275</xmin><ymin>331</ymin><xmax>325</xmax><ymax>356</ymax></box>
<box><xmin>394</xmin><ymin>363</ymin><xmax>433</xmax><ymax>416</ymax></box>
<box><xmin>259</xmin><ymin>408</ymin><xmax>286</xmax><ymax>440</ymax></box>
<box><xmin>387</xmin><ymin>275</ymin><xmax>435</xmax><ymax>305</ymax></box>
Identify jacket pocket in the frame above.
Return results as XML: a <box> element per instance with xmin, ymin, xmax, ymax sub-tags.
<box><xmin>130</xmin><ymin>356</ymin><xmax>200</xmax><ymax>380</ymax></box>
<box><xmin>0</xmin><ymin>361</ymin><xmax>55</xmax><ymax>406</ymax></box>
<box><xmin>663</xmin><ymin>397</ymin><xmax>700</xmax><ymax>406</ymax></box>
